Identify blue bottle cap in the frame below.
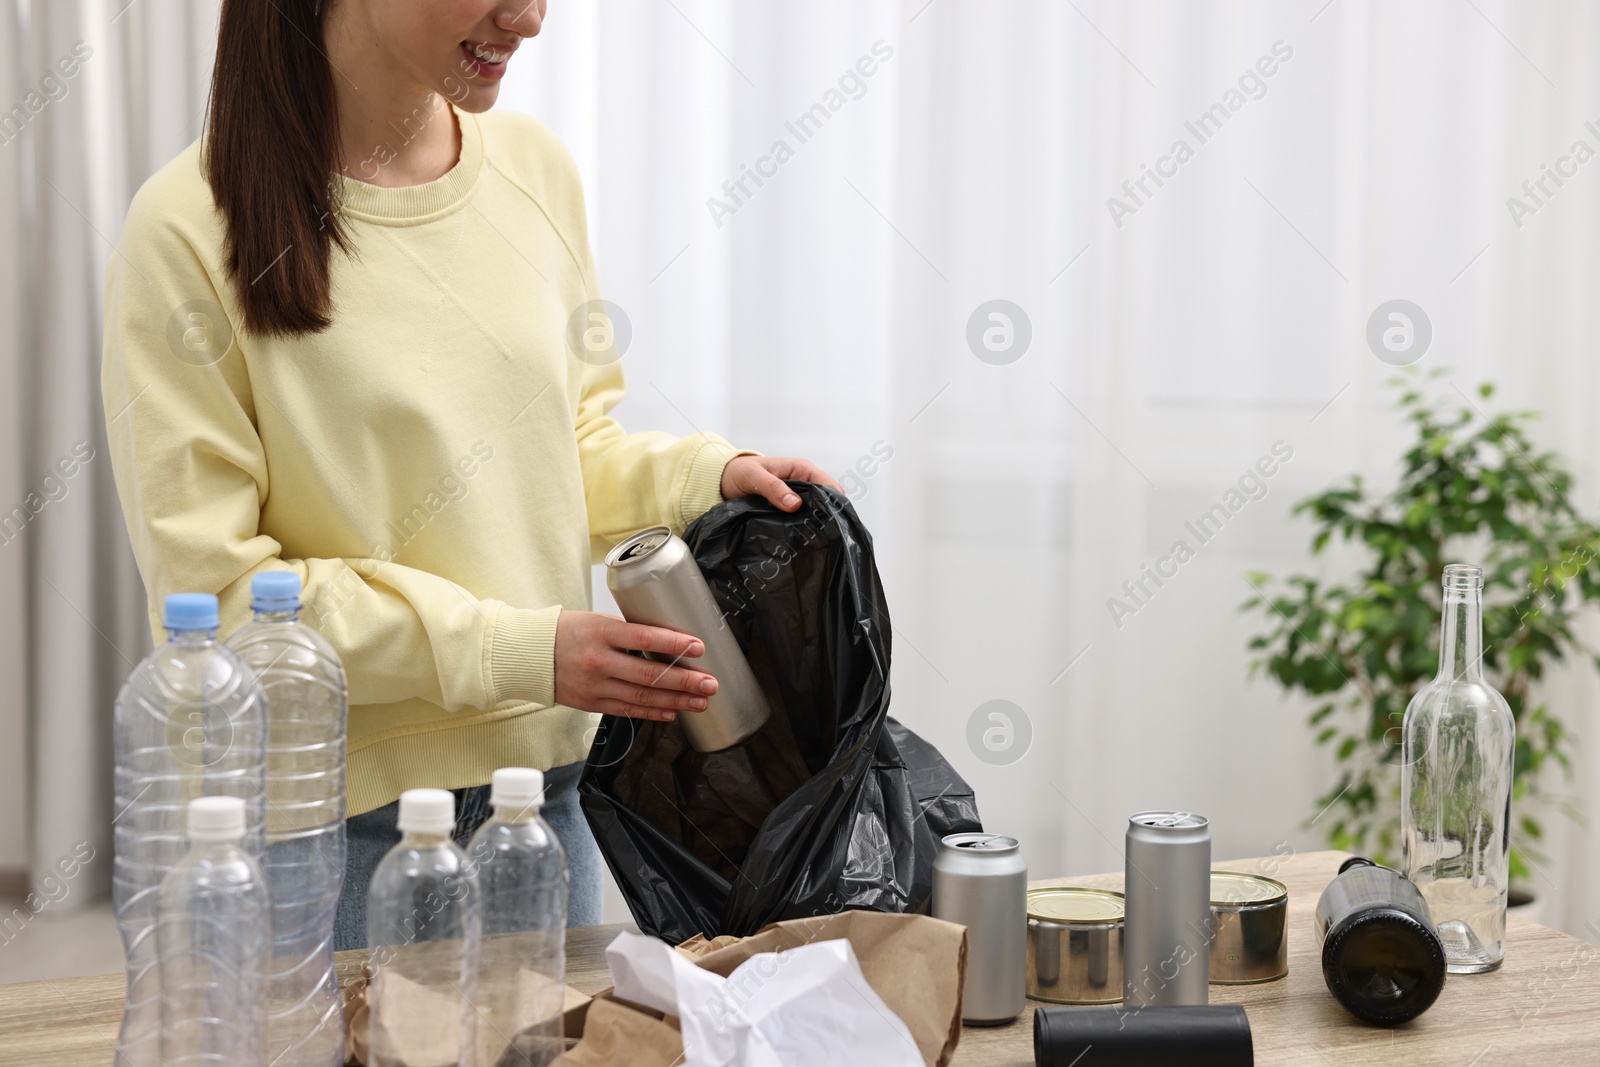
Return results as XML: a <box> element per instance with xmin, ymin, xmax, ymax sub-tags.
<box><xmin>164</xmin><ymin>593</ymin><xmax>219</xmax><ymax>632</ymax></box>
<box><xmin>250</xmin><ymin>570</ymin><xmax>302</xmax><ymax>612</ymax></box>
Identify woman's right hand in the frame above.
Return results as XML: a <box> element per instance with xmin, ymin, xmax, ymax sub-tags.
<box><xmin>553</xmin><ymin>610</ymin><xmax>718</xmax><ymax>722</ymax></box>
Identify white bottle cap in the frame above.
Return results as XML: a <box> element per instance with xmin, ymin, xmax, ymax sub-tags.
<box><xmin>490</xmin><ymin>767</ymin><xmax>545</xmax><ymax>810</ymax></box>
<box><xmin>186</xmin><ymin>796</ymin><xmax>247</xmax><ymax>842</ymax></box>
<box><xmin>397</xmin><ymin>788</ymin><xmax>456</xmax><ymax>835</ymax></box>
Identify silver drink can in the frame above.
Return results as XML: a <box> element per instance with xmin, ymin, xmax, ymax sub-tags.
<box><xmin>604</xmin><ymin>526</ymin><xmax>772</xmax><ymax>752</ymax></box>
<box><xmin>1123</xmin><ymin>810</ymin><xmax>1212</xmax><ymax>1007</ymax></box>
<box><xmin>933</xmin><ymin>832</ymin><xmax>1027</xmax><ymax>1024</ymax></box>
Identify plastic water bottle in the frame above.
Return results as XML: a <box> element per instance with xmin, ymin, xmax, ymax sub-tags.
<box><xmin>114</xmin><ymin>593</ymin><xmax>267</xmax><ymax>1067</ymax></box>
<box><xmin>467</xmin><ymin>768</ymin><xmax>569</xmax><ymax>1067</ymax></box>
<box><xmin>367</xmin><ymin>789</ymin><xmax>480</xmax><ymax>1067</ymax></box>
<box><xmin>226</xmin><ymin>571</ymin><xmax>348</xmax><ymax>1065</ymax></box>
<box><xmin>156</xmin><ymin>796</ymin><xmax>271</xmax><ymax>1064</ymax></box>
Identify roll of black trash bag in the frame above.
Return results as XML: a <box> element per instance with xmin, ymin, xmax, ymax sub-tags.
<box><xmin>580</xmin><ymin>482</ymin><xmax>984</xmax><ymax>943</ymax></box>
<box><xmin>1034</xmin><ymin>1005</ymin><xmax>1253</xmax><ymax>1067</ymax></box>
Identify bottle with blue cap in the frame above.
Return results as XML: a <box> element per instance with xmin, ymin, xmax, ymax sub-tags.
<box><xmin>226</xmin><ymin>570</ymin><xmax>349</xmax><ymax>1066</ymax></box>
<box><xmin>466</xmin><ymin>768</ymin><xmax>569</xmax><ymax>1067</ymax></box>
<box><xmin>113</xmin><ymin>592</ymin><xmax>267</xmax><ymax>1067</ymax></box>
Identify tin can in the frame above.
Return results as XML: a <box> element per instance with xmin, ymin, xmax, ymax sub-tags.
<box><xmin>1209</xmin><ymin>871</ymin><xmax>1288</xmax><ymax>984</ymax></box>
<box><xmin>933</xmin><ymin>833</ymin><xmax>1027</xmax><ymax>1024</ymax></box>
<box><xmin>1123</xmin><ymin>810</ymin><xmax>1211</xmax><ymax>1007</ymax></box>
<box><xmin>604</xmin><ymin>526</ymin><xmax>772</xmax><ymax>752</ymax></box>
<box><xmin>1026</xmin><ymin>887</ymin><xmax>1125</xmax><ymax>1004</ymax></box>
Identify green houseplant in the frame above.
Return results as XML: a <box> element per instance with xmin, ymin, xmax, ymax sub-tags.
<box><xmin>1243</xmin><ymin>370</ymin><xmax>1594</xmax><ymax>887</ymax></box>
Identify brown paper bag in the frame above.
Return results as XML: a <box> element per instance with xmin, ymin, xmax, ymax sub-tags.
<box><xmin>675</xmin><ymin>933</ymin><xmax>742</xmax><ymax>958</ymax></box>
<box><xmin>550</xmin><ymin>994</ymin><xmax>684</xmax><ymax>1067</ymax></box>
<box><xmin>689</xmin><ymin>911</ymin><xmax>968</xmax><ymax>1067</ymax></box>
<box><xmin>553</xmin><ymin>911</ymin><xmax>968</xmax><ymax>1067</ymax></box>
<box><xmin>472</xmin><ymin>968</ymin><xmax>579</xmax><ymax>1067</ymax></box>
<box><xmin>343</xmin><ymin>961</ymin><xmax>588</xmax><ymax>1066</ymax></box>
<box><xmin>348</xmin><ymin>912</ymin><xmax>967</xmax><ymax>1066</ymax></box>
<box><xmin>343</xmin><ymin>966</ymin><xmax>372</xmax><ymax>1066</ymax></box>
<box><xmin>365</xmin><ymin>968</ymin><xmax>467</xmax><ymax>1067</ymax></box>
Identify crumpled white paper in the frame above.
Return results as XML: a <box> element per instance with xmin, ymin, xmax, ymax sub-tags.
<box><xmin>605</xmin><ymin>930</ymin><xmax>923</xmax><ymax>1067</ymax></box>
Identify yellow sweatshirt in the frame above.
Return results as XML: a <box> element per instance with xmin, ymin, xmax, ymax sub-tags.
<box><xmin>101</xmin><ymin>104</ymin><xmax>752</xmax><ymax>816</ymax></box>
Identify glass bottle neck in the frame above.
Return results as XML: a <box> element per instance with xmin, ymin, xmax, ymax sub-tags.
<box><xmin>1438</xmin><ymin>583</ymin><xmax>1485</xmax><ymax>682</ymax></box>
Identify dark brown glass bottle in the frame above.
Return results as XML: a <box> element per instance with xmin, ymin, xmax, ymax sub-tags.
<box><xmin>1314</xmin><ymin>857</ymin><xmax>1447</xmax><ymax>1025</ymax></box>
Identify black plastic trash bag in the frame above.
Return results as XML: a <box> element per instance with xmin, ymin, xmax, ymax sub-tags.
<box><xmin>579</xmin><ymin>482</ymin><xmax>983</xmax><ymax>944</ymax></box>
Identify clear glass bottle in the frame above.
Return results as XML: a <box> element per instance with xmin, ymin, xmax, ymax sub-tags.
<box><xmin>366</xmin><ymin>789</ymin><xmax>480</xmax><ymax>1067</ymax></box>
<box><xmin>156</xmin><ymin>796</ymin><xmax>271</xmax><ymax>1065</ymax></box>
<box><xmin>466</xmin><ymin>768</ymin><xmax>569</xmax><ymax>1067</ymax></box>
<box><xmin>1401</xmin><ymin>563</ymin><xmax>1516</xmax><ymax>973</ymax></box>
<box><xmin>114</xmin><ymin>593</ymin><xmax>267</xmax><ymax>1067</ymax></box>
<box><xmin>227</xmin><ymin>571</ymin><xmax>348</xmax><ymax>1066</ymax></box>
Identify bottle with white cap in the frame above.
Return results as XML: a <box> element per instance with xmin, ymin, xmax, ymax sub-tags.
<box><xmin>156</xmin><ymin>796</ymin><xmax>271</xmax><ymax>1065</ymax></box>
<box><xmin>466</xmin><ymin>768</ymin><xmax>569</xmax><ymax>1067</ymax></box>
<box><xmin>113</xmin><ymin>593</ymin><xmax>267</xmax><ymax>1067</ymax></box>
<box><xmin>366</xmin><ymin>788</ymin><xmax>481</xmax><ymax>1067</ymax></box>
<box><xmin>227</xmin><ymin>570</ymin><xmax>348</xmax><ymax>1066</ymax></box>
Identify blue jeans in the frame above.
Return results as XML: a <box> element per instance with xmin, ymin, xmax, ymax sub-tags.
<box><xmin>332</xmin><ymin>760</ymin><xmax>603</xmax><ymax>951</ymax></box>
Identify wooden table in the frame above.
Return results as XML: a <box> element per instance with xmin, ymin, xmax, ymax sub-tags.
<box><xmin>1</xmin><ymin>851</ymin><xmax>1595</xmax><ymax>1065</ymax></box>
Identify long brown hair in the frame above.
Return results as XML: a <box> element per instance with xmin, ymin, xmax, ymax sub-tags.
<box><xmin>204</xmin><ymin>0</ymin><xmax>348</xmax><ymax>337</ymax></box>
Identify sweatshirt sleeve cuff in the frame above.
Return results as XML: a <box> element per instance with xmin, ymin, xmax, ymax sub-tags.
<box><xmin>488</xmin><ymin>603</ymin><xmax>562</xmax><ymax>707</ymax></box>
<box><xmin>677</xmin><ymin>436</ymin><xmax>761</xmax><ymax>529</ymax></box>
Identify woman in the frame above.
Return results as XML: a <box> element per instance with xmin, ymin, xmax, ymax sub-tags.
<box><xmin>100</xmin><ymin>0</ymin><xmax>838</xmax><ymax>948</ymax></box>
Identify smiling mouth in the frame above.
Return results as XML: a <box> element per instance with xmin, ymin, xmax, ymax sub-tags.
<box><xmin>460</xmin><ymin>40</ymin><xmax>516</xmax><ymax>80</ymax></box>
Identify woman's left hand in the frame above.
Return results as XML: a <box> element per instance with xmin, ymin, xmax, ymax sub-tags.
<box><xmin>720</xmin><ymin>455</ymin><xmax>842</xmax><ymax>512</ymax></box>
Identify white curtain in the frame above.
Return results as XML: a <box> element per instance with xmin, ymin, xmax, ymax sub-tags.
<box><xmin>4</xmin><ymin>0</ymin><xmax>1597</xmax><ymax>939</ymax></box>
<box><xmin>0</xmin><ymin>0</ymin><xmax>218</xmax><ymax>899</ymax></box>
<box><xmin>502</xmin><ymin>0</ymin><xmax>1600</xmax><ymax>935</ymax></box>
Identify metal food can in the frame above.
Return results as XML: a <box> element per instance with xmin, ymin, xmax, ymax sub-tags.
<box><xmin>603</xmin><ymin>526</ymin><xmax>772</xmax><ymax>752</ymax></box>
<box><xmin>1209</xmin><ymin>871</ymin><xmax>1288</xmax><ymax>984</ymax></box>
<box><xmin>1123</xmin><ymin>810</ymin><xmax>1211</xmax><ymax>1007</ymax></box>
<box><xmin>1026</xmin><ymin>887</ymin><xmax>1125</xmax><ymax>1004</ymax></box>
<box><xmin>933</xmin><ymin>833</ymin><xmax>1027</xmax><ymax>1024</ymax></box>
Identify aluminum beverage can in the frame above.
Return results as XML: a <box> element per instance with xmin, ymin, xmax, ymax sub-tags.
<box><xmin>604</xmin><ymin>526</ymin><xmax>772</xmax><ymax>752</ymax></box>
<box><xmin>1123</xmin><ymin>810</ymin><xmax>1212</xmax><ymax>1007</ymax></box>
<box><xmin>933</xmin><ymin>832</ymin><xmax>1027</xmax><ymax>1024</ymax></box>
